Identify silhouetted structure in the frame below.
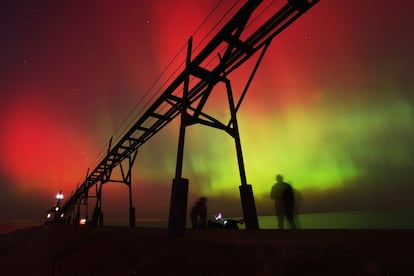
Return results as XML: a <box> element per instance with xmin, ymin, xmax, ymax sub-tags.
<box><xmin>49</xmin><ymin>0</ymin><xmax>320</xmax><ymax>237</ymax></box>
<box><xmin>190</xmin><ymin>197</ymin><xmax>208</xmax><ymax>229</ymax></box>
<box><xmin>270</xmin><ymin>174</ymin><xmax>296</xmax><ymax>229</ymax></box>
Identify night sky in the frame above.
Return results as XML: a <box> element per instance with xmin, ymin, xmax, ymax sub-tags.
<box><xmin>1</xmin><ymin>0</ymin><xmax>413</xmax><ymax>224</ymax></box>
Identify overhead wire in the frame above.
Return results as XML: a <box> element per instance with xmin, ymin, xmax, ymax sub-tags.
<box><xmin>119</xmin><ymin>0</ymin><xmax>239</xmax><ymax>129</ymax></box>
<box><xmin>85</xmin><ymin>0</ymin><xmax>277</xmax><ymax>176</ymax></box>
<box><xmin>112</xmin><ymin>0</ymin><xmax>229</xmax><ymax>142</ymax></box>
<box><xmin>83</xmin><ymin>0</ymin><xmax>234</xmax><ymax>177</ymax></box>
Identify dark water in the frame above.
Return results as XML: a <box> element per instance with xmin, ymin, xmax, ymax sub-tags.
<box><xmin>118</xmin><ymin>209</ymin><xmax>414</xmax><ymax>229</ymax></box>
<box><xmin>2</xmin><ymin>209</ymin><xmax>413</xmax><ymax>234</ymax></box>
<box><xmin>0</xmin><ymin>224</ymin><xmax>39</xmax><ymax>235</ymax></box>
<box><xmin>258</xmin><ymin>209</ymin><xmax>414</xmax><ymax>229</ymax></box>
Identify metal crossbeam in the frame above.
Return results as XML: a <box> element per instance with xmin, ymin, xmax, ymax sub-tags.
<box><xmin>56</xmin><ymin>0</ymin><xmax>319</xmax><ymax>220</ymax></box>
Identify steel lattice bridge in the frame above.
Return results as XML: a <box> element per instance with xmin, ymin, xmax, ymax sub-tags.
<box><xmin>51</xmin><ymin>0</ymin><xmax>319</xmax><ymax>237</ymax></box>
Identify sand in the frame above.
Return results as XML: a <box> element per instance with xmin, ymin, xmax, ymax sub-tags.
<box><xmin>0</xmin><ymin>225</ymin><xmax>413</xmax><ymax>275</ymax></box>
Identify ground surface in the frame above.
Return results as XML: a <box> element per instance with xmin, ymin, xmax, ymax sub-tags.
<box><xmin>1</xmin><ymin>225</ymin><xmax>413</xmax><ymax>275</ymax></box>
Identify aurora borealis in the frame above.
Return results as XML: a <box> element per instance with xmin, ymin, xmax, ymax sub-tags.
<box><xmin>1</xmin><ymin>0</ymin><xmax>413</xmax><ymax>224</ymax></box>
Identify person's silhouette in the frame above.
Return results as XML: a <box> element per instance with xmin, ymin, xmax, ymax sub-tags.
<box><xmin>270</xmin><ymin>174</ymin><xmax>296</xmax><ymax>229</ymax></box>
<box><xmin>190</xmin><ymin>197</ymin><xmax>208</xmax><ymax>229</ymax></box>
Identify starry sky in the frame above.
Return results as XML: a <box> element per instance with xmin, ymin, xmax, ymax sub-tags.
<box><xmin>1</xmin><ymin>0</ymin><xmax>413</xmax><ymax>224</ymax></box>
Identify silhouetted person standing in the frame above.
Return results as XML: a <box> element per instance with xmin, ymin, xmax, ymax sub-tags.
<box><xmin>190</xmin><ymin>197</ymin><xmax>208</xmax><ymax>229</ymax></box>
<box><xmin>270</xmin><ymin>174</ymin><xmax>296</xmax><ymax>229</ymax></box>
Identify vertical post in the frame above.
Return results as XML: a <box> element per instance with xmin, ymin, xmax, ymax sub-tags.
<box><xmin>99</xmin><ymin>212</ymin><xmax>104</xmax><ymax>226</ymax></box>
<box><xmin>84</xmin><ymin>190</ymin><xmax>89</xmax><ymax>223</ymax></box>
<box><xmin>168</xmin><ymin>178</ymin><xmax>189</xmax><ymax>237</ymax></box>
<box><xmin>239</xmin><ymin>184</ymin><xmax>259</xmax><ymax>229</ymax></box>
<box><xmin>225</xmin><ymin>79</ymin><xmax>248</xmax><ymax>186</ymax></box>
<box><xmin>225</xmin><ymin>79</ymin><xmax>259</xmax><ymax>230</ymax></box>
<box><xmin>168</xmin><ymin>37</ymin><xmax>192</xmax><ymax>238</ymax></box>
<box><xmin>84</xmin><ymin>169</ymin><xmax>90</xmax><ymax>224</ymax></box>
<box><xmin>175</xmin><ymin>37</ymin><xmax>192</xmax><ymax>180</ymax></box>
<box><xmin>129</xmin><ymin>183</ymin><xmax>136</xmax><ymax>227</ymax></box>
<box><xmin>226</xmin><ymin>80</ymin><xmax>247</xmax><ymax>186</ymax></box>
<box><xmin>92</xmin><ymin>183</ymin><xmax>102</xmax><ymax>228</ymax></box>
<box><xmin>127</xmin><ymin>151</ymin><xmax>137</xmax><ymax>227</ymax></box>
<box><xmin>74</xmin><ymin>209</ymin><xmax>80</xmax><ymax>225</ymax></box>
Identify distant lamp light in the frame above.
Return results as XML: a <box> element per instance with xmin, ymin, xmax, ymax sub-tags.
<box><xmin>55</xmin><ymin>207</ymin><xmax>59</xmax><ymax>211</ymax></box>
<box><xmin>60</xmin><ymin>214</ymin><xmax>65</xmax><ymax>218</ymax></box>
<box><xmin>47</xmin><ymin>213</ymin><xmax>52</xmax><ymax>219</ymax></box>
<box><xmin>56</xmin><ymin>192</ymin><xmax>64</xmax><ymax>200</ymax></box>
<box><xmin>56</xmin><ymin>191</ymin><xmax>64</xmax><ymax>207</ymax></box>
<box><xmin>80</xmin><ymin>219</ymin><xmax>87</xmax><ymax>225</ymax></box>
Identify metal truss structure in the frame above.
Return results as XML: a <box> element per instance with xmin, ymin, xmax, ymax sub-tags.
<box><xmin>53</xmin><ymin>0</ymin><xmax>319</xmax><ymax>237</ymax></box>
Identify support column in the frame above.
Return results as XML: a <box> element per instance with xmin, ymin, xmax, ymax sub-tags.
<box><xmin>92</xmin><ymin>183</ymin><xmax>102</xmax><ymax>228</ymax></box>
<box><xmin>92</xmin><ymin>206</ymin><xmax>101</xmax><ymax>228</ymax></box>
<box><xmin>239</xmin><ymin>184</ymin><xmax>259</xmax><ymax>229</ymax></box>
<box><xmin>116</xmin><ymin>149</ymin><xmax>137</xmax><ymax>227</ymax></box>
<box><xmin>74</xmin><ymin>211</ymin><xmax>80</xmax><ymax>225</ymax></box>
<box><xmin>84</xmin><ymin>190</ymin><xmax>89</xmax><ymax>224</ymax></box>
<box><xmin>129</xmin><ymin>207</ymin><xmax>136</xmax><ymax>227</ymax></box>
<box><xmin>168</xmin><ymin>178</ymin><xmax>189</xmax><ymax>237</ymax></box>
<box><xmin>168</xmin><ymin>37</ymin><xmax>192</xmax><ymax>238</ymax></box>
<box><xmin>129</xmin><ymin>183</ymin><xmax>136</xmax><ymax>227</ymax></box>
<box><xmin>99</xmin><ymin>212</ymin><xmax>104</xmax><ymax>226</ymax></box>
<box><xmin>225</xmin><ymin>79</ymin><xmax>259</xmax><ymax>230</ymax></box>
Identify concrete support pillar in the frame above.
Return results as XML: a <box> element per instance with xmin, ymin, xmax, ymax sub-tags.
<box><xmin>168</xmin><ymin>178</ymin><xmax>189</xmax><ymax>238</ymax></box>
<box><xmin>239</xmin><ymin>184</ymin><xmax>259</xmax><ymax>229</ymax></box>
<box><xmin>129</xmin><ymin>207</ymin><xmax>136</xmax><ymax>227</ymax></box>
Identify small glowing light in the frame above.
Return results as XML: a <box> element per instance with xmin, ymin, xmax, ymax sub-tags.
<box><xmin>56</xmin><ymin>193</ymin><xmax>63</xmax><ymax>200</ymax></box>
<box><xmin>47</xmin><ymin>213</ymin><xmax>51</xmax><ymax>219</ymax></box>
<box><xmin>60</xmin><ymin>214</ymin><xmax>64</xmax><ymax>218</ymax></box>
<box><xmin>80</xmin><ymin>219</ymin><xmax>87</xmax><ymax>225</ymax></box>
<box><xmin>213</xmin><ymin>213</ymin><xmax>222</xmax><ymax>220</ymax></box>
<box><xmin>55</xmin><ymin>207</ymin><xmax>59</xmax><ymax>211</ymax></box>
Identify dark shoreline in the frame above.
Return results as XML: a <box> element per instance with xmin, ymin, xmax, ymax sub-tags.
<box><xmin>0</xmin><ymin>223</ymin><xmax>40</xmax><ymax>235</ymax></box>
<box><xmin>1</xmin><ymin>225</ymin><xmax>413</xmax><ymax>275</ymax></box>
